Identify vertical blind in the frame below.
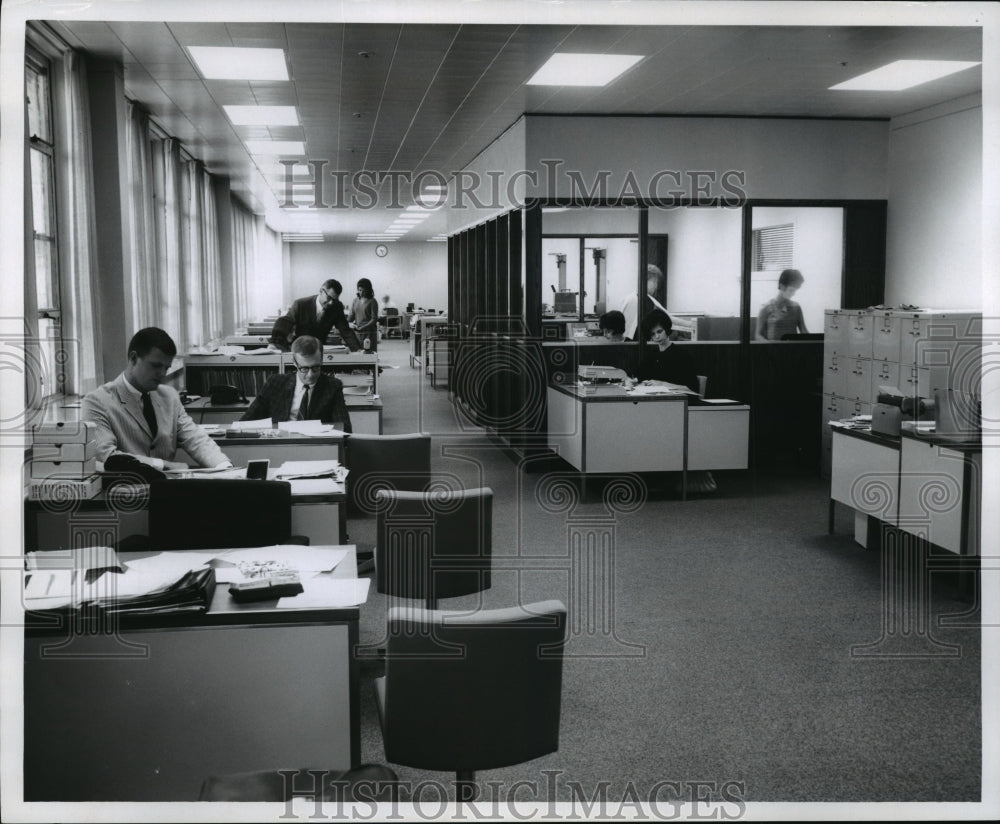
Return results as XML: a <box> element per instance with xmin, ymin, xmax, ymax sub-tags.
<box><xmin>751</xmin><ymin>223</ymin><xmax>794</xmax><ymax>271</ymax></box>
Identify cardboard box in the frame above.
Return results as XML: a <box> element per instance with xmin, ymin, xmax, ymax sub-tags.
<box><xmin>31</xmin><ymin>421</ymin><xmax>97</xmax><ymax>444</ymax></box>
<box><xmin>32</xmin><ymin>440</ymin><xmax>98</xmax><ymax>462</ymax></box>
<box><xmin>30</xmin><ymin>458</ymin><xmax>98</xmax><ymax>479</ymax></box>
<box><xmin>27</xmin><ymin>474</ymin><xmax>101</xmax><ymax>501</ymax></box>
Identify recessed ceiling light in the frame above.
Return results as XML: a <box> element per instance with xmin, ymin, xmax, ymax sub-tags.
<box><xmin>246</xmin><ymin>140</ymin><xmax>305</xmax><ymax>156</ymax></box>
<box><xmin>830</xmin><ymin>60</ymin><xmax>981</xmax><ymax>91</ymax></box>
<box><xmin>527</xmin><ymin>53</ymin><xmax>644</xmax><ymax>87</ymax></box>
<box><xmin>224</xmin><ymin>105</ymin><xmax>299</xmax><ymax>126</ymax></box>
<box><xmin>188</xmin><ymin>47</ymin><xmax>288</xmax><ymax>81</ymax></box>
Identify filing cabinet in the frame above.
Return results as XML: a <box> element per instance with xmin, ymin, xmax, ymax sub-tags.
<box><xmin>845</xmin><ymin>357</ymin><xmax>872</xmax><ymax>401</ymax></box>
<box><xmin>845</xmin><ymin>311</ymin><xmax>874</xmax><ymax>359</ymax></box>
<box><xmin>872</xmin><ymin>311</ymin><xmax>901</xmax><ymax>362</ymax></box>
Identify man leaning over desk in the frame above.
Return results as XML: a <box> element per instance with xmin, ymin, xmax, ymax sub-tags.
<box><xmin>240</xmin><ymin>335</ymin><xmax>353</xmax><ymax>432</ymax></box>
<box><xmin>269</xmin><ymin>278</ymin><xmax>361</xmax><ymax>352</ymax></box>
<box><xmin>83</xmin><ymin>327</ymin><xmax>232</xmax><ymax>470</ymax></box>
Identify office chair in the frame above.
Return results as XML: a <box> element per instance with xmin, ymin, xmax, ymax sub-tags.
<box><xmin>383</xmin><ymin>307</ymin><xmax>403</xmax><ymax>339</ymax></box>
<box><xmin>375</xmin><ymin>487</ymin><xmax>493</xmax><ymax>609</ymax></box>
<box><xmin>375</xmin><ymin>600</ymin><xmax>566</xmax><ymax>801</ymax></box>
<box><xmin>200</xmin><ymin>764</ymin><xmax>398</xmax><ymax>802</ymax></box>
<box><xmin>145</xmin><ymin>478</ymin><xmax>305</xmax><ymax>551</ymax></box>
<box><xmin>344</xmin><ymin>433</ymin><xmax>432</xmax><ymax>517</ymax></box>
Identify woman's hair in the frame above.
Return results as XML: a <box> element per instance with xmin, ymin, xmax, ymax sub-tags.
<box><xmin>778</xmin><ymin>269</ymin><xmax>804</xmax><ymax>289</ymax></box>
<box><xmin>641</xmin><ymin>308</ymin><xmax>673</xmax><ymax>339</ymax></box>
<box><xmin>357</xmin><ymin>278</ymin><xmax>375</xmax><ymax>299</ymax></box>
<box><xmin>599</xmin><ymin>310</ymin><xmax>626</xmax><ymax>335</ymax></box>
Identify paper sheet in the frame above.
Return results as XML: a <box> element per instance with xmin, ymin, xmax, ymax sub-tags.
<box><xmin>289</xmin><ymin>478</ymin><xmax>344</xmax><ymax>495</ymax></box>
<box><xmin>227</xmin><ymin>418</ymin><xmax>272</xmax><ymax>430</ymax></box>
<box><xmin>277</xmin><ymin>419</ymin><xmax>341</xmax><ymax>436</ymax></box>
<box><xmin>276</xmin><ymin>577</ymin><xmax>371</xmax><ymax>608</ymax></box>
<box><xmin>275</xmin><ymin>460</ymin><xmax>342</xmax><ymax>477</ymax></box>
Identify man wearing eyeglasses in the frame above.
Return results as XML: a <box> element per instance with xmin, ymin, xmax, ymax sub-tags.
<box><xmin>268</xmin><ymin>279</ymin><xmax>362</xmax><ymax>352</ymax></box>
<box><xmin>240</xmin><ymin>335</ymin><xmax>352</xmax><ymax>431</ymax></box>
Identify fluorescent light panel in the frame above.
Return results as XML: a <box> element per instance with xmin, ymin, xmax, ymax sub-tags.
<box><xmin>246</xmin><ymin>140</ymin><xmax>305</xmax><ymax>156</ymax></box>
<box><xmin>527</xmin><ymin>53</ymin><xmax>643</xmax><ymax>87</ymax></box>
<box><xmin>224</xmin><ymin>105</ymin><xmax>299</xmax><ymax>126</ymax></box>
<box><xmin>188</xmin><ymin>47</ymin><xmax>289</xmax><ymax>81</ymax></box>
<box><xmin>830</xmin><ymin>60</ymin><xmax>981</xmax><ymax>91</ymax></box>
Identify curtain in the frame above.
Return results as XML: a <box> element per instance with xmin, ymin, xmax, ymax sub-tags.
<box><xmin>57</xmin><ymin>50</ymin><xmax>101</xmax><ymax>394</ymax></box>
<box><xmin>124</xmin><ymin>100</ymin><xmax>158</xmax><ymax>331</ymax></box>
<box><xmin>231</xmin><ymin>200</ymin><xmax>283</xmax><ymax>327</ymax></box>
<box><xmin>151</xmin><ymin>137</ymin><xmax>183</xmax><ymax>341</ymax></box>
<box><xmin>181</xmin><ymin>160</ymin><xmax>222</xmax><ymax>349</ymax></box>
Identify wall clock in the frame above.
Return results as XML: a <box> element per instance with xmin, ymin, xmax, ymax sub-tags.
<box><xmin>375</xmin><ymin>244</ymin><xmax>389</xmax><ymax>258</ymax></box>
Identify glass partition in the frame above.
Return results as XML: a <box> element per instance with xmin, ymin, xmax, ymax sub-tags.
<box><xmin>647</xmin><ymin>205</ymin><xmax>742</xmax><ymax>341</ymax></box>
<box><xmin>541</xmin><ymin>207</ymin><xmax>640</xmax><ymax>322</ymax></box>
<box><xmin>750</xmin><ymin>205</ymin><xmax>843</xmax><ymax>341</ymax></box>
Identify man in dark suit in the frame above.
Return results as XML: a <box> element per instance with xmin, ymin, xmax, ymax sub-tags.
<box><xmin>241</xmin><ymin>335</ymin><xmax>352</xmax><ymax>432</ymax></box>
<box><xmin>269</xmin><ymin>279</ymin><xmax>362</xmax><ymax>352</ymax></box>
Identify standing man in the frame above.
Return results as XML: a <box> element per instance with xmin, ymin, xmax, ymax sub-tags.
<box><xmin>269</xmin><ymin>279</ymin><xmax>361</xmax><ymax>352</ymax></box>
<box><xmin>83</xmin><ymin>327</ymin><xmax>232</xmax><ymax>470</ymax></box>
<box><xmin>241</xmin><ymin>335</ymin><xmax>352</xmax><ymax>432</ymax></box>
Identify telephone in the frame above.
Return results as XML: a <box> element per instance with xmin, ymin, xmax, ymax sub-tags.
<box><xmin>102</xmin><ymin>453</ymin><xmax>167</xmax><ymax>484</ymax></box>
<box><xmin>209</xmin><ymin>384</ymin><xmax>248</xmax><ymax>405</ymax></box>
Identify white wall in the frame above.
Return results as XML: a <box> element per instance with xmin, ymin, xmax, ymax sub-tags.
<box><xmin>885</xmin><ymin>95</ymin><xmax>982</xmax><ymax>309</ymax></box>
<box><xmin>525</xmin><ymin>116</ymin><xmax>889</xmax><ymax>200</ymax></box>
<box><xmin>286</xmin><ymin>241</ymin><xmax>449</xmax><ymax>313</ymax></box>
<box><xmin>648</xmin><ymin>207</ymin><xmax>743</xmax><ymax>317</ymax></box>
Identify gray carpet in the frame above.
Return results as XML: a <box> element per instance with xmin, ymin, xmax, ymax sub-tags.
<box><xmin>352</xmin><ymin>339</ymin><xmax>980</xmax><ymax>804</ymax></box>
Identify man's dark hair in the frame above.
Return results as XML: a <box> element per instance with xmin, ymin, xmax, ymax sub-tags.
<box><xmin>128</xmin><ymin>327</ymin><xmax>177</xmax><ymax>359</ymax></box>
<box><xmin>641</xmin><ymin>309</ymin><xmax>673</xmax><ymax>339</ymax></box>
<box><xmin>599</xmin><ymin>310</ymin><xmax>626</xmax><ymax>335</ymax></box>
<box><xmin>322</xmin><ymin>279</ymin><xmax>343</xmax><ymax>297</ymax></box>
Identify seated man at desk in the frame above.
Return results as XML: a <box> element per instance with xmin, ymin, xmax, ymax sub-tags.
<box><xmin>269</xmin><ymin>279</ymin><xmax>361</xmax><ymax>352</ymax></box>
<box><xmin>83</xmin><ymin>327</ymin><xmax>233</xmax><ymax>470</ymax></box>
<box><xmin>241</xmin><ymin>335</ymin><xmax>352</xmax><ymax>432</ymax></box>
<box><xmin>599</xmin><ymin>310</ymin><xmax>628</xmax><ymax>342</ymax></box>
<box><xmin>630</xmin><ymin>309</ymin><xmax>700</xmax><ymax>393</ymax></box>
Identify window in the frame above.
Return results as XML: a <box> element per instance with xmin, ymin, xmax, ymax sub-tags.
<box><xmin>26</xmin><ymin>52</ymin><xmax>64</xmax><ymax>398</ymax></box>
<box><xmin>751</xmin><ymin>223</ymin><xmax>794</xmax><ymax>271</ymax></box>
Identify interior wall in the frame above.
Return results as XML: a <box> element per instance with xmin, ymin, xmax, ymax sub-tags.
<box><xmin>524</xmin><ymin>116</ymin><xmax>889</xmax><ymax>200</ymax></box>
<box><xmin>885</xmin><ymin>95</ymin><xmax>982</xmax><ymax>309</ymax></box>
<box><xmin>286</xmin><ymin>241</ymin><xmax>448</xmax><ymax>313</ymax></box>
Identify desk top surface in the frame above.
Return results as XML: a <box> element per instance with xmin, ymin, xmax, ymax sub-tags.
<box><xmin>25</xmin><ymin>545</ymin><xmax>366</xmax><ymax>632</ymax></box>
<box><xmin>186</xmin><ymin>395</ymin><xmax>382</xmax><ymax>412</ymax></box>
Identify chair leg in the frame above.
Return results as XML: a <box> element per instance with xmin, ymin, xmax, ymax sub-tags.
<box><xmin>455</xmin><ymin>770</ymin><xmax>476</xmax><ymax>803</ymax></box>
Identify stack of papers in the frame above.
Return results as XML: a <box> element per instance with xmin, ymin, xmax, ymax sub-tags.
<box><xmin>228</xmin><ymin>418</ymin><xmax>272</xmax><ymax>431</ymax></box>
<box><xmin>274</xmin><ymin>460</ymin><xmax>347</xmax><ymax>481</ymax></box>
<box><xmin>277</xmin><ymin>419</ymin><xmax>342</xmax><ymax>436</ymax></box>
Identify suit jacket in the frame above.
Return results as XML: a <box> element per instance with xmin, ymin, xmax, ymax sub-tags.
<box><xmin>240</xmin><ymin>372</ymin><xmax>352</xmax><ymax>432</ymax></box>
<box><xmin>270</xmin><ymin>295</ymin><xmax>361</xmax><ymax>352</ymax></box>
<box><xmin>82</xmin><ymin>373</ymin><xmax>229</xmax><ymax>467</ymax></box>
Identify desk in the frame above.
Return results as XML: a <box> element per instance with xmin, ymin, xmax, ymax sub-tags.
<box><xmin>183</xmin><ymin>350</ymin><xmax>379</xmax><ymax>396</ymax></box>
<box><xmin>185</xmin><ymin>395</ymin><xmax>384</xmax><ymax>435</ymax></box>
<box><xmin>23</xmin><ymin>545</ymin><xmax>366</xmax><ymax>800</ymax></box>
<box><xmin>25</xmin><ymin>464</ymin><xmax>346</xmax><ymax>551</ymax></box>
<box><xmin>546</xmin><ymin>384</ymin><xmax>750</xmax><ymax>495</ymax></box>
<box><xmin>829</xmin><ymin>424</ymin><xmax>981</xmax><ymax>555</ymax></box>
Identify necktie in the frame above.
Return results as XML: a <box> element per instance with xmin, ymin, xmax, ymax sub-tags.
<box><xmin>298</xmin><ymin>386</ymin><xmax>310</xmax><ymax>421</ymax></box>
<box><xmin>141</xmin><ymin>392</ymin><xmax>158</xmax><ymax>439</ymax></box>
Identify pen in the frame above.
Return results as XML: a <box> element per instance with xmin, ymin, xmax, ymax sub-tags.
<box><xmin>45</xmin><ymin>574</ymin><xmax>53</xmax><ymax>595</ymax></box>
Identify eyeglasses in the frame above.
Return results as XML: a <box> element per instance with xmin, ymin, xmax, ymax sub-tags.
<box><xmin>295</xmin><ymin>364</ymin><xmax>323</xmax><ymax>375</ymax></box>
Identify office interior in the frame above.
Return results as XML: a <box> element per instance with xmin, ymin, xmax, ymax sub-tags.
<box><xmin>2</xmin><ymin>1</ymin><xmax>997</xmax><ymax>817</ymax></box>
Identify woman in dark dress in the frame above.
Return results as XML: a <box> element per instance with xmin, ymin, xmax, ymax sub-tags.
<box><xmin>633</xmin><ymin>309</ymin><xmax>700</xmax><ymax>393</ymax></box>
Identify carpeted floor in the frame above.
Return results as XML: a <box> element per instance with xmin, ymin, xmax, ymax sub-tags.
<box><xmin>351</xmin><ymin>338</ymin><xmax>981</xmax><ymax>804</ymax></box>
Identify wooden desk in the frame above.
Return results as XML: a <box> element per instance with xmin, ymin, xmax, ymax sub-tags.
<box><xmin>184</xmin><ymin>395</ymin><xmax>384</xmax><ymax>435</ymax></box>
<box><xmin>23</xmin><ymin>546</ymin><xmax>366</xmax><ymax>801</ymax></box>
<box><xmin>547</xmin><ymin>383</ymin><xmax>750</xmax><ymax>495</ymax></box>
<box><xmin>25</xmin><ymin>465</ymin><xmax>346</xmax><ymax>551</ymax></box>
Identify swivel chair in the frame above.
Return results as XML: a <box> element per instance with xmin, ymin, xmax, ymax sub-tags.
<box><xmin>375</xmin><ymin>600</ymin><xmax>566</xmax><ymax>801</ymax></box>
<box><xmin>344</xmin><ymin>433</ymin><xmax>431</xmax><ymax>518</ymax></box>
<box><xmin>146</xmin><ymin>478</ymin><xmax>304</xmax><ymax>550</ymax></box>
<box><xmin>383</xmin><ymin>307</ymin><xmax>404</xmax><ymax>339</ymax></box>
<box><xmin>375</xmin><ymin>487</ymin><xmax>493</xmax><ymax>609</ymax></box>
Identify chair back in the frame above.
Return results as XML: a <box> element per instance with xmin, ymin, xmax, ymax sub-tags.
<box><xmin>344</xmin><ymin>433</ymin><xmax>431</xmax><ymax>516</ymax></box>
<box><xmin>148</xmin><ymin>479</ymin><xmax>292</xmax><ymax>550</ymax></box>
<box><xmin>375</xmin><ymin>487</ymin><xmax>492</xmax><ymax>606</ymax></box>
<box><xmin>377</xmin><ymin>600</ymin><xmax>566</xmax><ymax>772</ymax></box>
<box><xmin>384</xmin><ymin>307</ymin><xmax>399</xmax><ymax>317</ymax></box>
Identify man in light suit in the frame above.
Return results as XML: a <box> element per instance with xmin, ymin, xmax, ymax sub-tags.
<box><xmin>269</xmin><ymin>279</ymin><xmax>361</xmax><ymax>352</ymax></box>
<box><xmin>241</xmin><ymin>335</ymin><xmax>353</xmax><ymax>432</ymax></box>
<box><xmin>83</xmin><ymin>327</ymin><xmax>232</xmax><ymax>470</ymax></box>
